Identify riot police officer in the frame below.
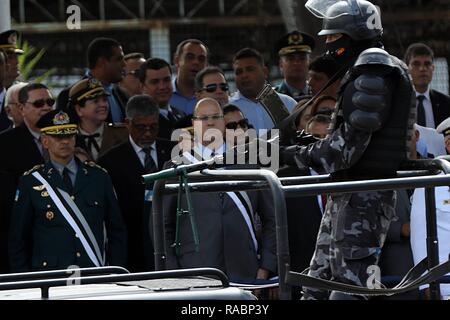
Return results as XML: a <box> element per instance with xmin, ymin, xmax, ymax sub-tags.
<box><xmin>281</xmin><ymin>0</ymin><xmax>416</xmax><ymax>300</ymax></box>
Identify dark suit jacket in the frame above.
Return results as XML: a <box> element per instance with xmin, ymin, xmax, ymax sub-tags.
<box><xmin>431</xmin><ymin>89</ymin><xmax>450</xmax><ymax>128</ymax></box>
<box><xmin>0</xmin><ymin>124</ymin><xmax>44</xmax><ymax>273</ymax></box>
<box><xmin>162</xmin><ymin>154</ymin><xmax>277</xmax><ymax>282</ymax></box>
<box><xmin>98</xmin><ymin>138</ymin><xmax>176</xmax><ymax>272</ymax></box>
<box><xmin>76</xmin><ymin>123</ymin><xmax>128</xmax><ymax>161</ymax></box>
<box><xmin>158</xmin><ymin>106</ymin><xmax>186</xmax><ymax>140</ymax></box>
<box><xmin>379</xmin><ymin>189</ymin><xmax>419</xmax><ymax>299</ymax></box>
<box><xmin>9</xmin><ymin>159</ymin><xmax>127</xmax><ymax>272</ymax></box>
<box><xmin>0</xmin><ymin>100</ymin><xmax>12</xmax><ymax>132</ymax></box>
<box><xmin>277</xmin><ymin>165</ymin><xmax>322</xmax><ymax>274</ymax></box>
<box><xmin>56</xmin><ymin>76</ymin><xmax>128</xmax><ymax>123</ymax></box>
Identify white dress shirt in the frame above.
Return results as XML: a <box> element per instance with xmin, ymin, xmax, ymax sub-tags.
<box><xmin>129</xmin><ymin>136</ymin><xmax>158</xmax><ymax>169</ymax></box>
<box><xmin>410</xmin><ymin>178</ymin><xmax>450</xmax><ymax>299</ymax></box>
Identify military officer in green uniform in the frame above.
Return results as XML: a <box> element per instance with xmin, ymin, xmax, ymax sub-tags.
<box><xmin>9</xmin><ymin>110</ymin><xmax>127</xmax><ymax>272</ymax></box>
<box><xmin>275</xmin><ymin>31</ymin><xmax>315</xmax><ymax>101</ymax></box>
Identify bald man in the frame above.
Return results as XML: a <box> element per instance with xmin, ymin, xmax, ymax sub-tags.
<box><xmin>190</xmin><ymin>98</ymin><xmax>226</xmax><ymax>157</ymax></box>
<box><xmin>163</xmin><ymin>98</ymin><xmax>277</xmax><ymax>285</ymax></box>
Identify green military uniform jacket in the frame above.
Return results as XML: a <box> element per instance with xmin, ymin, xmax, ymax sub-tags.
<box><xmin>9</xmin><ymin>159</ymin><xmax>127</xmax><ymax>272</ymax></box>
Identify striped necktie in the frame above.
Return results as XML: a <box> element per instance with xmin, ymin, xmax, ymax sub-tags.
<box><xmin>142</xmin><ymin>147</ymin><xmax>157</xmax><ymax>174</ymax></box>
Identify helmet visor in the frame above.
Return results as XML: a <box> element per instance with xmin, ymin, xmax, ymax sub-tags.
<box><xmin>305</xmin><ymin>0</ymin><xmax>362</xmax><ymax>19</ymax></box>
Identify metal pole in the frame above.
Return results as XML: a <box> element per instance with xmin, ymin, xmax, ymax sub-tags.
<box><xmin>152</xmin><ymin>179</ymin><xmax>167</xmax><ymax>271</ymax></box>
<box><xmin>424</xmin><ymin>187</ymin><xmax>441</xmax><ymax>300</ymax></box>
<box><xmin>0</xmin><ymin>0</ymin><xmax>11</xmax><ymax>32</ymax></box>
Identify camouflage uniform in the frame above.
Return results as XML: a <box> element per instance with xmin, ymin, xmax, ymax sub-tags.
<box><xmin>284</xmin><ymin>0</ymin><xmax>415</xmax><ymax>300</ymax></box>
<box><xmin>289</xmin><ymin>120</ymin><xmax>397</xmax><ymax>299</ymax></box>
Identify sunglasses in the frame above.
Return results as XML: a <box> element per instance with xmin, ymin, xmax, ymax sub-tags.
<box><xmin>225</xmin><ymin>118</ymin><xmax>249</xmax><ymax>130</ymax></box>
<box><xmin>199</xmin><ymin>83</ymin><xmax>229</xmax><ymax>93</ymax></box>
<box><xmin>26</xmin><ymin>98</ymin><xmax>56</xmax><ymax>108</ymax></box>
<box><xmin>192</xmin><ymin>114</ymin><xmax>224</xmax><ymax>121</ymax></box>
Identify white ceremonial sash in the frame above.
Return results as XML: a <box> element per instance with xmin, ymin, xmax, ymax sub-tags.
<box><xmin>32</xmin><ymin>172</ymin><xmax>104</xmax><ymax>267</ymax></box>
<box><xmin>182</xmin><ymin>151</ymin><xmax>258</xmax><ymax>252</ymax></box>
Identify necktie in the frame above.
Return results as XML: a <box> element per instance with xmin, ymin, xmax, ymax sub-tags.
<box><xmin>417</xmin><ymin>95</ymin><xmax>426</xmax><ymax>126</ymax></box>
<box><xmin>142</xmin><ymin>147</ymin><xmax>158</xmax><ymax>174</ymax></box>
<box><xmin>80</xmin><ymin>133</ymin><xmax>101</xmax><ymax>154</ymax></box>
<box><xmin>62</xmin><ymin>167</ymin><xmax>74</xmax><ymax>194</ymax></box>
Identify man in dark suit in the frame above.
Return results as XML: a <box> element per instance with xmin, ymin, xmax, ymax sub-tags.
<box><xmin>9</xmin><ymin>109</ymin><xmax>127</xmax><ymax>272</ymax></box>
<box><xmin>140</xmin><ymin>58</ymin><xmax>186</xmax><ymax>140</ymax></box>
<box><xmin>56</xmin><ymin>37</ymin><xmax>128</xmax><ymax>123</ymax></box>
<box><xmin>0</xmin><ymin>83</ymin><xmax>53</xmax><ymax>273</ymax></box>
<box><xmin>405</xmin><ymin>43</ymin><xmax>450</xmax><ymax>129</ymax></box>
<box><xmin>0</xmin><ymin>49</ymin><xmax>9</xmax><ymax>132</ymax></box>
<box><xmin>98</xmin><ymin>95</ymin><xmax>176</xmax><ymax>272</ymax></box>
<box><xmin>163</xmin><ymin>98</ymin><xmax>277</xmax><ymax>283</ymax></box>
<box><xmin>0</xmin><ymin>30</ymin><xmax>25</xmax><ymax>132</ymax></box>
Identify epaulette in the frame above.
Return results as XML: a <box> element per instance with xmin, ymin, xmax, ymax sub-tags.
<box><xmin>23</xmin><ymin>164</ymin><xmax>45</xmax><ymax>176</ymax></box>
<box><xmin>107</xmin><ymin>122</ymin><xmax>127</xmax><ymax>128</ymax></box>
<box><xmin>85</xmin><ymin>161</ymin><xmax>108</xmax><ymax>173</ymax></box>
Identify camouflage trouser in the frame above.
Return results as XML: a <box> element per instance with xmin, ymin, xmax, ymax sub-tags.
<box><xmin>301</xmin><ymin>190</ymin><xmax>397</xmax><ymax>300</ymax></box>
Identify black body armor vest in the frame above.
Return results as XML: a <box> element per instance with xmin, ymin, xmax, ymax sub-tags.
<box><xmin>330</xmin><ymin>50</ymin><xmax>416</xmax><ymax>180</ymax></box>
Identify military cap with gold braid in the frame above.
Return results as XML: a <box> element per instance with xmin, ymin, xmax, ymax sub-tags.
<box><xmin>437</xmin><ymin>117</ymin><xmax>450</xmax><ymax>137</ymax></box>
<box><xmin>37</xmin><ymin>110</ymin><xmax>78</xmax><ymax>136</ymax></box>
<box><xmin>68</xmin><ymin>78</ymin><xmax>109</xmax><ymax>106</ymax></box>
<box><xmin>0</xmin><ymin>30</ymin><xmax>24</xmax><ymax>54</ymax></box>
<box><xmin>276</xmin><ymin>30</ymin><xmax>315</xmax><ymax>56</ymax></box>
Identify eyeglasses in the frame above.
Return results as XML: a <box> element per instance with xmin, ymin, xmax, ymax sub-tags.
<box><xmin>192</xmin><ymin>114</ymin><xmax>224</xmax><ymax>121</ymax></box>
<box><xmin>132</xmin><ymin>123</ymin><xmax>159</xmax><ymax>133</ymax></box>
<box><xmin>199</xmin><ymin>83</ymin><xmax>229</xmax><ymax>93</ymax></box>
<box><xmin>126</xmin><ymin>69</ymin><xmax>141</xmax><ymax>78</ymax></box>
<box><xmin>26</xmin><ymin>98</ymin><xmax>55</xmax><ymax>108</ymax></box>
<box><xmin>225</xmin><ymin>118</ymin><xmax>249</xmax><ymax>130</ymax></box>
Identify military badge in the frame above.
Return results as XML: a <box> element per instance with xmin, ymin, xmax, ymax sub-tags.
<box><xmin>288</xmin><ymin>33</ymin><xmax>303</xmax><ymax>45</ymax></box>
<box><xmin>41</xmin><ymin>191</ymin><xmax>49</xmax><ymax>197</ymax></box>
<box><xmin>53</xmin><ymin>111</ymin><xmax>70</xmax><ymax>125</ymax></box>
<box><xmin>46</xmin><ymin>211</ymin><xmax>55</xmax><ymax>221</ymax></box>
<box><xmin>8</xmin><ymin>32</ymin><xmax>17</xmax><ymax>45</ymax></box>
<box><xmin>88</xmin><ymin>78</ymin><xmax>101</xmax><ymax>88</ymax></box>
<box><xmin>33</xmin><ymin>185</ymin><xmax>46</xmax><ymax>191</ymax></box>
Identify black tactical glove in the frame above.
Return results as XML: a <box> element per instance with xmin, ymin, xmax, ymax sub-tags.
<box><xmin>295</xmin><ymin>130</ymin><xmax>319</xmax><ymax>146</ymax></box>
<box><xmin>280</xmin><ymin>145</ymin><xmax>301</xmax><ymax>167</ymax></box>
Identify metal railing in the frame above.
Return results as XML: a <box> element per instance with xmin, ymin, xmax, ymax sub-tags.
<box><xmin>144</xmin><ymin>158</ymin><xmax>450</xmax><ymax>300</ymax></box>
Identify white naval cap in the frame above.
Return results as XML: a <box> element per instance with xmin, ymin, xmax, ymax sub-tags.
<box><xmin>436</xmin><ymin>117</ymin><xmax>450</xmax><ymax>136</ymax></box>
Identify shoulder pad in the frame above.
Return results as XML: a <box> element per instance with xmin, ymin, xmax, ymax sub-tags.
<box><xmin>107</xmin><ymin>122</ymin><xmax>127</xmax><ymax>128</ymax></box>
<box><xmin>354</xmin><ymin>48</ymin><xmax>395</xmax><ymax>68</ymax></box>
<box><xmin>23</xmin><ymin>164</ymin><xmax>45</xmax><ymax>176</ymax></box>
<box><xmin>84</xmin><ymin>161</ymin><xmax>108</xmax><ymax>173</ymax></box>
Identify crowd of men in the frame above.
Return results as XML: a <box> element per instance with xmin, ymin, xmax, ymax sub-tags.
<box><xmin>0</xmin><ymin>0</ymin><xmax>449</xmax><ymax>300</ymax></box>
